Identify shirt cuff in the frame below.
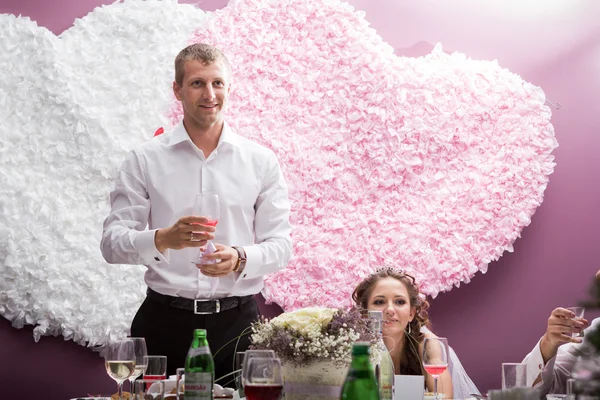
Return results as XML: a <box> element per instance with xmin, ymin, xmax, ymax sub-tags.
<box><xmin>526</xmin><ymin>340</ymin><xmax>546</xmax><ymax>387</ymax></box>
<box><xmin>134</xmin><ymin>229</ymin><xmax>169</xmax><ymax>266</ymax></box>
<box><xmin>236</xmin><ymin>245</ymin><xmax>260</xmax><ymax>280</ymax></box>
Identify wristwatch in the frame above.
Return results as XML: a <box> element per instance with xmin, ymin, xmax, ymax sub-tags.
<box><xmin>232</xmin><ymin>246</ymin><xmax>247</xmax><ymax>273</ymax></box>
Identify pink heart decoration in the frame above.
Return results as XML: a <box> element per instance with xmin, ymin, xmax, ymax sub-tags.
<box><xmin>0</xmin><ymin>0</ymin><xmax>556</xmax><ymax>346</ymax></box>
<box><xmin>181</xmin><ymin>0</ymin><xmax>557</xmax><ymax>310</ymax></box>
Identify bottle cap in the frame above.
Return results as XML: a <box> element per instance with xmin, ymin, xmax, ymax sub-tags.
<box><xmin>352</xmin><ymin>342</ymin><xmax>371</xmax><ymax>356</ymax></box>
<box><xmin>194</xmin><ymin>329</ymin><xmax>207</xmax><ymax>338</ymax></box>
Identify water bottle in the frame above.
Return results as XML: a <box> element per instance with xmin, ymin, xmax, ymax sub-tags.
<box><xmin>340</xmin><ymin>342</ymin><xmax>381</xmax><ymax>400</ymax></box>
<box><xmin>369</xmin><ymin>310</ymin><xmax>395</xmax><ymax>400</ymax></box>
<box><xmin>185</xmin><ymin>329</ymin><xmax>215</xmax><ymax>400</ymax></box>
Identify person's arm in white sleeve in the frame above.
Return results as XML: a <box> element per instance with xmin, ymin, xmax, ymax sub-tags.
<box><xmin>238</xmin><ymin>152</ymin><xmax>293</xmax><ymax>280</ymax></box>
<box><xmin>522</xmin><ymin>308</ymin><xmax>589</xmax><ymax>395</ymax></box>
<box><xmin>100</xmin><ymin>150</ymin><xmax>167</xmax><ymax>266</ymax></box>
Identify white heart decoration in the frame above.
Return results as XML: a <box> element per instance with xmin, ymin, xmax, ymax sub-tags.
<box><xmin>0</xmin><ymin>0</ymin><xmax>557</xmax><ymax>346</ymax></box>
<box><xmin>0</xmin><ymin>1</ymin><xmax>209</xmax><ymax>345</ymax></box>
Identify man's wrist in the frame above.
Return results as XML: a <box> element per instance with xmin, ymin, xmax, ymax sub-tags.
<box><xmin>154</xmin><ymin>229</ymin><xmax>167</xmax><ymax>253</ymax></box>
<box><xmin>232</xmin><ymin>246</ymin><xmax>247</xmax><ymax>273</ymax></box>
<box><xmin>540</xmin><ymin>334</ymin><xmax>559</xmax><ymax>364</ymax></box>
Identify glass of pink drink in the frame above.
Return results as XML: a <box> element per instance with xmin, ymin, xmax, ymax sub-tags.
<box><xmin>423</xmin><ymin>337</ymin><xmax>449</xmax><ymax>400</ymax></box>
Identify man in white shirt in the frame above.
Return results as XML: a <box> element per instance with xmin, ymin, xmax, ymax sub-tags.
<box><xmin>522</xmin><ymin>273</ymin><xmax>598</xmax><ymax>395</ymax></box>
<box><xmin>101</xmin><ymin>43</ymin><xmax>293</xmax><ymax>381</ymax></box>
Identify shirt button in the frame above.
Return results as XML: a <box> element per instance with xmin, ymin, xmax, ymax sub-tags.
<box><xmin>539</xmin><ymin>364</ymin><xmax>543</xmax><ymax>369</ymax></box>
<box><xmin>154</xmin><ymin>257</ymin><xmax>160</xmax><ymax>261</ymax></box>
<box><xmin>243</xmin><ymin>274</ymin><xmax>247</xmax><ymax>278</ymax></box>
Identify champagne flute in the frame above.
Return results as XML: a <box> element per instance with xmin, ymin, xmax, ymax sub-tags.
<box><xmin>243</xmin><ymin>357</ymin><xmax>284</xmax><ymax>400</ymax></box>
<box><xmin>105</xmin><ymin>339</ymin><xmax>136</xmax><ymax>400</ymax></box>
<box><xmin>191</xmin><ymin>192</ymin><xmax>220</xmax><ymax>264</ymax></box>
<box><xmin>127</xmin><ymin>337</ymin><xmax>148</xmax><ymax>394</ymax></box>
<box><xmin>422</xmin><ymin>337</ymin><xmax>449</xmax><ymax>400</ymax></box>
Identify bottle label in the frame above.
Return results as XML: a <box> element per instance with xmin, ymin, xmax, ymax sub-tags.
<box><xmin>185</xmin><ymin>372</ymin><xmax>213</xmax><ymax>400</ymax></box>
<box><xmin>188</xmin><ymin>347</ymin><xmax>211</xmax><ymax>357</ymax></box>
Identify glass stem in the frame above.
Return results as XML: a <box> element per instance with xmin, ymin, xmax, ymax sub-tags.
<box><xmin>434</xmin><ymin>376</ymin><xmax>438</xmax><ymax>400</ymax></box>
<box><xmin>118</xmin><ymin>382</ymin><xmax>123</xmax><ymax>400</ymax></box>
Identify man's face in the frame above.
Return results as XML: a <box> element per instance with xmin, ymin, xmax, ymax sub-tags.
<box><xmin>173</xmin><ymin>60</ymin><xmax>231</xmax><ymax>131</ymax></box>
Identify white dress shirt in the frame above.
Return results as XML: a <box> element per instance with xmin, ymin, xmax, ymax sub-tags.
<box><xmin>101</xmin><ymin>121</ymin><xmax>293</xmax><ymax>299</ymax></box>
<box><xmin>523</xmin><ymin>318</ymin><xmax>600</xmax><ymax>395</ymax></box>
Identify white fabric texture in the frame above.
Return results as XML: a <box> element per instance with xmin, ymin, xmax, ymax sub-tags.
<box><xmin>0</xmin><ymin>1</ymin><xmax>210</xmax><ymax>346</ymax></box>
<box><xmin>101</xmin><ymin>121</ymin><xmax>293</xmax><ymax>299</ymax></box>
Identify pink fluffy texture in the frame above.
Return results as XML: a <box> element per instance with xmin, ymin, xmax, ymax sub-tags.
<box><xmin>171</xmin><ymin>0</ymin><xmax>557</xmax><ymax>310</ymax></box>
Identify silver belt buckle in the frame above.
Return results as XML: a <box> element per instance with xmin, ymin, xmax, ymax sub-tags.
<box><xmin>194</xmin><ymin>299</ymin><xmax>220</xmax><ymax>314</ymax></box>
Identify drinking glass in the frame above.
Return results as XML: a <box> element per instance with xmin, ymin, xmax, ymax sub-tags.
<box><xmin>191</xmin><ymin>192</ymin><xmax>220</xmax><ymax>264</ymax></box>
<box><xmin>422</xmin><ymin>337</ymin><xmax>449</xmax><ymax>400</ymax></box>
<box><xmin>566</xmin><ymin>307</ymin><xmax>585</xmax><ymax>338</ymax></box>
<box><xmin>144</xmin><ymin>355</ymin><xmax>167</xmax><ymax>382</ymax></box>
<box><xmin>235</xmin><ymin>351</ymin><xmax>246</xmax><ymax>392</ymax></box>
<box><xmin>238</xmin><ymin>350</ymin><xmax>276</xmax><ymax>395</ymax></box>
<box><xmin>501</xmin><ymin>363</ymin><xmax>527</xmax><ymax>389</ymax></box>
<box><xmin>127</xmin><ymin>337</ymin><xmax>148</xmax><ymax>393</ymax></box>
<box><xmin>105</xmin><ymin>338</ymin><xmax>136</xmax><ymax>400</ymax></box>
<box><xmin>134</xmin><ymin>379</ymin><xmax>165</xmax><ymax>400</ymax></box>
<box><xmin>175</xmin><ymin>368</ymin><xmax>185</xmax><ymax>400</ymax></box>
<box><xmin>243</xmin><ymin>357</ymin><xmax>284</xmax><ymax>400</ymax></box>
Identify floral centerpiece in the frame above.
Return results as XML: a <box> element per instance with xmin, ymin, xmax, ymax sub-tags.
<box><xmin>250</xmin><ymin>307</ymin><xmax>376</xmax><ymax>400</ymax></box>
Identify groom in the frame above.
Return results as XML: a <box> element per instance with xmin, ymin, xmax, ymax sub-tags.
<box><xmin>100</xmin><ymin>43</ymin><xmax>293</xmax><ymax>381</ymax></box>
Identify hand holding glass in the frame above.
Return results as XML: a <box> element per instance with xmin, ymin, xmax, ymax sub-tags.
<box><xmin>422</xmin><ymin>337</ymin><xmax>449</xmax><ymax>400</ymax></box>
<box><xmin>566</xmin><ymin>307</ymin><xmax>585</xmax><ymax>338</ymax></box>
<box><xmin>192</xmin><ymin>192</ymin><xmax>220</xmax><ymax>264</ymax></box>
<box><xmin>105</xmin><ymin>339</ymin><xmax>136</xmax><ymax>400</ymax></box>
<box><xmin>243</xmin><ymin>357</ymin><xmax>284</xmax><ymax>400</ymax></box>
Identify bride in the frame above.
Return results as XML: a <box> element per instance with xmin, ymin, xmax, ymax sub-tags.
<box><xmin>353</xmin><ymin>267</ymin><xmax>480</xmax><ymax>399</ymax></box>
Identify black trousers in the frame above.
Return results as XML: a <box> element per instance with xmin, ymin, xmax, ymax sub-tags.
<box><xmin>130</xmin><ymin>294</ymin><xmax>259</xmax><ymax>387</ymax></box>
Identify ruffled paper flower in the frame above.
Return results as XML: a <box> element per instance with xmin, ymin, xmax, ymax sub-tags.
<box><xmin>0</xmin><ymin>0</ymin><xmax>557</xmax><ymax>348</ymax></box>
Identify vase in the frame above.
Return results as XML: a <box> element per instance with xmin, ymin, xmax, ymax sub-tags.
<box><xmin>282</xmin><ymin>359</ymin><xmax>349</xmax><ymax>400</ymax></box>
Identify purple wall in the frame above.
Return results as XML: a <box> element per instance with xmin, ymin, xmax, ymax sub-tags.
<box><xmin>1</xmin><ymin>0</ymin><xmax>599</xmax><ymax>397</ymax></box>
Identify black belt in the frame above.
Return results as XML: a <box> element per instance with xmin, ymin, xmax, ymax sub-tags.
<box><xmin>146</xmin><ymin>288</ymin><xmax>252</xmax><ymax>314</ymax></box>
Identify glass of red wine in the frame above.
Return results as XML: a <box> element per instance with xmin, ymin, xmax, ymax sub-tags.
<box><xmin>191</xmin><ymin>192</ymin><xmax>220</xmax><ymax>264</ymax></box>
<box><xmin>243</xmin><ymin>357</ymin><xmax>284</xmax><ymax>400</ymax></box>
<box><xmin>422</xmin><ymin>337</ymin><xmax>449</xmax><ymax>400</ymax></box>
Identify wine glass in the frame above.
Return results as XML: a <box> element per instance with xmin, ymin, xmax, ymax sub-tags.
<box><xmin>105</xmin><ymin>339</ymin><xmax>136</xmax><ymax>400</ymax></box>
<box><xmin>422</xmin><ymin>337</ymin><xmax>449</xmax><ymax>400</ymax></box>
<box><xmin>127</xmin><ymin>337</ymin><xmax>147</xmax><ymax>394</ymax></box>
<box><xmin>237</xmin><ymin>350</ymin><xmax>276</xmax><ymax>394</ymax></box>
<box><xmin>191</xmin><ymin>192</ymin><xmax>220</xmax><ymax>264</ymax></box>
<box><xmin>242</xmin><ymin>357</ymin><xmax>284</xmax><ymax>400</ymax></box>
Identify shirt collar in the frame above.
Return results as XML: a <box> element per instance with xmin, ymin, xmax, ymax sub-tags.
<box><xmin>168</xmin><ymin>120</ymin><xmax>241</xmax><ymax>148</ymax></box>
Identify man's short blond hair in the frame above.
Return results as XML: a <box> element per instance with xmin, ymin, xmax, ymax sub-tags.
<box><xmin>174</xmin><ymin>43</ymin><xmax>231</xmax><ymax>86</ymax></box>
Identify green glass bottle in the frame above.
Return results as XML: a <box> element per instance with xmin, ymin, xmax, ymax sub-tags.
<box><xmin>340</xmin><ymin>342</ymin><xmax>381</xmax><ymax>400</ymax></box>
<box><xmin>185</xmin><ymin>329</ymin><xmax>215</xmax><ymax>400</ymax></box>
